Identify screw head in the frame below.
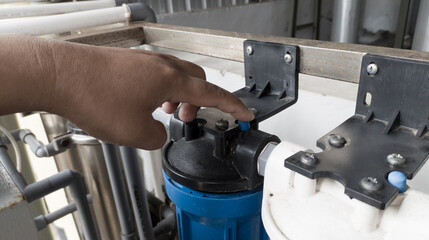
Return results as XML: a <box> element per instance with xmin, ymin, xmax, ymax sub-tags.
<box><xmin>360</xmin><ymin>177</ymin><xmax>382</xmax><ymax>191</ymax></box>
<box><xmin>284</xmin><ymin>53</ymin><xmax>292</xmax><ymax>64</ymax></box>
<box><xmin>249</xmin><ymin>108</ymin><xmax>258</xmax><ymax>115</ymax></box>
<box><xmin>300</xmin><ymin>153</ymin><xmax>317</xmax><ymax>166</ymax></box>
<box><xmin>246</xmin><ymin>46</ymin><xmax>253</xmax><ymax>55</ymax></box>
<box><xmin>387</xmin><ymin>153</ymin><xmax>406</xmax><ymax>166</ymax></box>
<box><xmin>329</xmin><ymin>134</ymin><xmax>346</xmax><ymax>148</ymax></box>
<box><xmin>215</xmin><ymin>119</ymin><xmax>229</xmax><ymax>131</ymax></box>
<box><xmin>367</xmin><ymin>63</ymin><xmax>378</xmax><ymax>75</ymax></box>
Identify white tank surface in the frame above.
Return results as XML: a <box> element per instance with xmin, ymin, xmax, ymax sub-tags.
<box><xmin>262</xmin><ymin>141</ymin><xmax>429</xmax><ymax>240</ymax></box>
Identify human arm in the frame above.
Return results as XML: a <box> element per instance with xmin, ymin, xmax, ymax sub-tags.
<box><xmin>0</xmin><ymin>35</ymin><xmax>254</xmax><ymax>149</ymax></box>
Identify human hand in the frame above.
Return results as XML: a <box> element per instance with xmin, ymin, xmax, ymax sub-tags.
<box><xmin>46</xmin><ymin>40</ymin><xmax>254</xmax><ymax>150</ymax></box>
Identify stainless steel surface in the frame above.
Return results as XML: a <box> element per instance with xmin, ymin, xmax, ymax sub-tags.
<box><xmin>40</xmin><ymin>113</ymin><xmax>121</xmax><ymax>240</ymax></box>
<box><xmin>63</xmin><ymin>22</ymin><xmax>429</xmax><ymax>84</ymax></box>
<box><xmin>412</xmin><ymin>0</ymin><xmax>429</xmax><ymax>51</ymax></box>
<box><xmin>331</xmin><ymin>0</ymin><xmax>361</xmax><ymax>43</ymax></box>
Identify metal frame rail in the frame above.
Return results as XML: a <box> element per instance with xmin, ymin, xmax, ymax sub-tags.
<box><xmin>62</xmin><ymin>22</ymin><xmax>429</xmax><ymax>84</ymax></box>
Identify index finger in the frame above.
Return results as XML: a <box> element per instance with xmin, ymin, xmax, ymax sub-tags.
<box><xmin>169</xmin><ymin>75</ymin><xmax>254</xmax><ymax>122</ymax></box>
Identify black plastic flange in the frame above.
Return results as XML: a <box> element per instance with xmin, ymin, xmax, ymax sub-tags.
<box><xmin>285</xmin><ymin>54</ymin><xmax>429</xmax><ymax>209</ymax></box>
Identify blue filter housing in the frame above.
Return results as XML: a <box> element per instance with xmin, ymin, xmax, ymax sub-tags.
<box><xmin>163</xmin><ymin>172</ymin><xmax>268</xmax><ymax>240</ymax></box>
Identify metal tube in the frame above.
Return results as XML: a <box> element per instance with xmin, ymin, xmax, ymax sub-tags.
<box><xmin>120</xmin><ymin>146</ymin><xmax>155</xmax><ymax>240</ymax></box>
<box><xmin>185</xmin><ymin>0</ymin><xmax>192</xmax><ymax>11</ymax></box>
<box><xmin>100</xmin><ymin>142</ymin><xmax>137</xmax><ymax>240</ymax></box>
<box><xmin>0</xmin><ymin>6</ymin><xmax>130</xmax><ymax>36</ymax></box>
<box><xmin>231</xmin><ymin>0</ymin><xmax>237</xmax><ymax>5</ymax></box>
<box><xmin>0</xmin><ymin>0</ymin><xmax>116</xmax><ymax>19</ymax></box>
<box><xmin>331</xmin><ymin>0</ymin><xmax>361</xmax><ymax>43</ymax></box>
<box><xmin>23</xmin><ymin>170</ymin><xmax>99</xmax><ymax>240</ymax></box>
<box><xmin>394</xmin><ymin>0</ymin><xmax>411</xmax><ymax>48</ymax></box>
<box><xmin>412</xmin><ymin>0</ymin><xmax>429</xmax><ymax>51</ymax></box>
<box><xmin>217</xmin><ymin>0</ymin><xmax>222</xmax><ymax>7</ymax></box>
<box><xmin>166</xmin><ymin>0</ymin><xmax>174</xmax><ymax>13</ymax></box>
<box><xmin>201</xmin><ymin>0</ymin><xmax>207</xmax><ymax>9</ymax></box>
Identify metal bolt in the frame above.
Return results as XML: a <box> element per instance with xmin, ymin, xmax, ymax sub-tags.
<box><xmin>284</xmin><ymin>53</ymin><xmax>292</xmax><ymax>64</ymax></box>
<box><xmin>367</xmin><ymin>63</ymin><xmax>378</xmax><ymax>75</ymax></box>
<box><xmin>246</xmin><ymin>46</ymin><xmax>253</xmax><ymax>55</ymax></box>
<box><xmin>300</xmin><ymin>153</ymin><xmax>317</xmax><ymax>166</ymax></box>
<box><xmin>360</xmin><ymin>177</ymin><xmax>382</xmax><ymax>191</ymax></box>
<box><xmin>387</xmin><ymin>153</ymin><xmax>406</xmax><ymax>166</ymax></box>
<box><xmin>249</xmin><ymin>108</ymin><xmax>258</xmax><ymax>115</ymax></box>
<box><xmin>329</xmin><ymin>134</ymin><xmax>346</xmax><ymax>148</ymax></box>
<box><xmin>215</xmin><ymin>119</ymin><xmax>229</xmax><ymax>131</ymax></box>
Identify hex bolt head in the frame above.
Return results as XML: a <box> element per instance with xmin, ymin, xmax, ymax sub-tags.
<box><xmin>329</xmin><ymin>134</ymin><xmax>346</xmax><ymax>148</ymax></box>
<box><xmin>360</xmin><ymin>177</ymin><xmax>382</xmax><ymax>191</ymax></box>
<box><xmin>300</xmin><ymin>153</ymin><xmax>317</xmax><ymax>166</ymax></box>
<box><xmin>284</xmin><ymin>53</ymin><xmax>292</xmax><ymax>64</ymax></box>
<box><xmin>215</xmin><ymin>119</ymin><xmax>229</xmax><ymax>131</ymax></box>
<box><xmin>367</xmin><ymin>63</ymin><xmax>378</xmax><ymax>75</ymax></box>
<box><xmin>387</xmin><ymin>153</ymin><xmax>406</xmax><ymax>166</ymax></box>
<box><xmin>246</xmin><ymin>46</ymin><xmax>253</xmax><ymax>55</ymax></box>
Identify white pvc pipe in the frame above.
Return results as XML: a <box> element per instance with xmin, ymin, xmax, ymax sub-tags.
<box><xmin>0</xmin><ymin>0</ymin><xmax>42</xmax><ymax>4</ymax></box>
<box><xmin>0</xmin><ymin>6</ymin><xmax>130</xmax><ymax>36</ymax></box>
<box><xmin>0</xmin><ymin>0</ymin><xmax>116</xmax><ymax>20</ymax></box>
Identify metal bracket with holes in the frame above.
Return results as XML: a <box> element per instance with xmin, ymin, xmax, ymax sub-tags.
<box><xmin>284</xmin><ymin>54</ymin><xmax>429</xmax><ymax>209</ymax></box>
<box><xmin>234</xmin><ymin>40</ymin><xmax>299</xmax><ymax>122</ymax></box>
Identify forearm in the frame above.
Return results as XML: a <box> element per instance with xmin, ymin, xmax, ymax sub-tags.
<box><xmin>0</xmin><ymin>35</ymin><xmax>56</xmax><ymax>114</ymax></box>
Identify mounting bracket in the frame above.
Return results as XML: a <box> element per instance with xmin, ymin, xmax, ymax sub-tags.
<box><xmin>163</xmin><ymin>40</ymin><xmax>299</xmax><ymax>193</ymax></box>
<box><xmin>235</xmin><ymin>40</ymin><xmax>299</xmax><ymax>122</ymax></box>
<box><xmin>284</xmin><ymin>54</ymin><xmax>429</xmax><ymax>209</ymax></box>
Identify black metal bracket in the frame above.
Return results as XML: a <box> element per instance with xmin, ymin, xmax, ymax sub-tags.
<box><xmin>284</xmin><ymin>54</ymin><xmax>429</xmax><ymax>209</ymax></box>
<box><xmin>163</xmin><ymin>40</ymin><xmax>299</xmax><ymax>193</ymax></box>
<box><xmin>235</xmin><ymin>40</ymin><xmax>299</xmax><ymax>122</ymax></box>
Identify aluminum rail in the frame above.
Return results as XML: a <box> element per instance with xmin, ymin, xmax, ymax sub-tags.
<box><xmin>61</xmin><ymin>22</ymin><xmax>429</xmax><ymax>84</ymax></box>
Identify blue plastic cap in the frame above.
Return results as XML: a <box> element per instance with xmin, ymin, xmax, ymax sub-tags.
<box><xmin>388</xmin><ymin>171</ymin><xmax>407</xmax><ymax>193</ymax></box>
<box><xmin>237</xmin><ymin>121</ymin><xmax>250</xmax><ymax>131</ymax></box>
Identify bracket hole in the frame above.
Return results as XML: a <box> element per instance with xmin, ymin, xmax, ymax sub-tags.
<box><xmin>249</xmin><ymin>76</ymin><xmax>253</xmax><ymax>79</ymax></box>
<box><xmin>364</xmin><ymin>92</ymin><xmax>372</xmax><ymax>106</ymax></box>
